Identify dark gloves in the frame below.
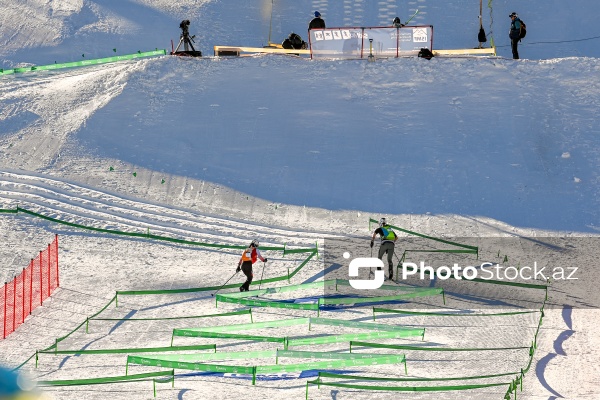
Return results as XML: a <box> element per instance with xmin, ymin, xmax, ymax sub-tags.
<box><xmin>263</xmin><ymin>258</ymin><xmax>268</xmax><ymax>263</ymax></box>
<box><xmin>370</xmin><ymin>241</ymin><xmax>374</xmax><ymax>248</ymax></box>
<box><xmin>236</xmin><ymin>265</ymin><xmax>241</xmax><ymax>272</ymax></box>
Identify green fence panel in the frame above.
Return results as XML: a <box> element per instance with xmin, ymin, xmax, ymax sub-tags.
<box><xmin>1</xmin><ymin>50</ymin><xmax>167</xmax><ymax>76</ymax></box>
<box><xmin>350</xmin><ymin>341</ymin><xmax>529</xmax><ymax>352</ymax></box>
<box><xmin>38</xmin><ymin>370</ymin><xmax>174</xmax><ymax>386</ymax></box>
<box><xmin>372</xmin><ymin>308</ymin><xmax>539</xmax><ymax>317</ymax></box>
<box><xmin>369</xmin><ymin>218</ymin><xmax>478</xmax><ymax>252</ymax></box>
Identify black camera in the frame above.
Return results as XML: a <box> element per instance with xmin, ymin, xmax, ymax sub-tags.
<box><xmin>180</xmin><ymin>20</ymin><xmax>190</xmax><ymax>34</ymax></box>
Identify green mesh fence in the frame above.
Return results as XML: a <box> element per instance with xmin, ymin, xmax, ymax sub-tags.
<box><xmin>372</xmin><ymin>307</ymin><xmax>540</xmax><ymax>321</ymax></box>
<box><xmin>306</xmin><ymin>378</ymin><xmax>510</xmax><ymax>397</ymax></box>
<box><xmin>0</xmin><ymin>50</ymin><xmax>166</xmax><ymax>76</ymax></box>
<box><xmin>87</xmin><ymin>309</ymin><xmax>252</xmax><ymax>332</ymax></box>
<box><xmin>349</xmin><ymin>341</ymin><xmax>529</xmax><ymax>352</ymax></box>
<box><xmin>10</xmin><ymin>206</ymin><xmax>295</xmax><ymax>251</ymax></box>
<box><xmin>37</xmin><ymin>370</ymin><xmax>174</xmax><ymax>398</ymax></box>
<box><xmin>368</xmin><ymin>218</ymin><xmax>479</xmax><ymax>255</ymax></box>
<box><xmin>127</xmin><ymin>349</ymin><xmax>407</xmax><ymax>385</ymax></box>
<box><xmin>2</xmin><ymin>208</ymin><xmax>547</xmax><ymax>399</ymax></box>
<box><xmin>36</xmin><ymin>345</ymin><xmax>216</xmax><ymax>368</ymax></box>
<box><xmin>214</xmin><ymin>279</ymin><xmax>444</xmax><ymax>313</ymax></box>
<box><xmin>172</xmin><ymin>316</ymin><xmax>424</xmax><ymax>348</ymax></box>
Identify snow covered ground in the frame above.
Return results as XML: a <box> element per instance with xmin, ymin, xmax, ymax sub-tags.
<box><xmin>1</xmin><ymin>0</ymin><xmax>600</xmax><ymax>399</ymax></box>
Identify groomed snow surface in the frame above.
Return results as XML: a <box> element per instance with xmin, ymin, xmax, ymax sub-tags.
<box><xmin>1</xmin><ymin>0</ymin><xmax>600</xmax><ymax>399</ymax></box>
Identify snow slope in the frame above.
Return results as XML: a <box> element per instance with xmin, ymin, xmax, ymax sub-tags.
<box><xmin>1</xmin><ymin>0</ymin><xmax>600</xmax><ymax>399</ymax></box>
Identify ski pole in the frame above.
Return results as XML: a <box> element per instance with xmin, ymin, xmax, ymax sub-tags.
<box><xmin>370</xmin><ymin>243</ymin><xmax>374</xmax><ymax>276</ymax></box>
<box><xmin>404</xmin><ymin>9</ymin><xmax>419</xmax><ymax>25</ymax></box>
<box><xmin>393</xmin><ymin>250</ymin><xmax>403</xmax><ymax>282</ymax></box>
<box><xmin>258</xmin><ymin>261</ymin><xmax>267</xmax><ymax>290</ymax></box>
<box><xmin>211</xmin><ymin>270</ymin><xmax>239</xmax><ymax>297</ymax></box>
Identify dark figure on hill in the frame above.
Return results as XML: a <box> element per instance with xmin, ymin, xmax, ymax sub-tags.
<box><xmin>282</xmin><ymin>32</ymin><xmax>307</xmax><ymax>50</ymax></box>
<box><xmin>392</xmin><ymin>17</ymin><xmax>404</xmax><ymax>28</ymax></box>
<box><xmin>509</xmin><ymin>12</ymin><xmax>523</xmax><ymax>59</ymax></box>
<box><xmin>309</xmin><ymin>11</ymin><xmax>326</xmax><ymax>30</ymax></box>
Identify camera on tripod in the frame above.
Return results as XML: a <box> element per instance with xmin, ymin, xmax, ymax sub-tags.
<box><xmin>179</xmin><ymin>20</ymin><xmax>192</xmax><ymax>38</ymax></box>
<box><xmin>171</xmin><ymin>19</ymin><xmax>202</xmax><ymax>57</ymax></box>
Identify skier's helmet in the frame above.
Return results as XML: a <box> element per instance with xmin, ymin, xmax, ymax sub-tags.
<box><xmin>314</xmin><ymin>11</ymin><xmax>321</xmax><ymax>18</ymax></box>
<box><xmin>251</xmin><ymin>239</ymin><xmax>260</xmax><ymax>248</ymax></box>
<box><xmin>393</xmin><ymin>17</ymin><xmax>401</xmax><ymax>25</ymax></box>
<box><xmin>379</xmin><ymin>218</ymin><xmax>387</xmax><ymax>227</ymax></box>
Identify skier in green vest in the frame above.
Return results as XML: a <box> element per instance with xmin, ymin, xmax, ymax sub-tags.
<box><xmin>370</xmin><ymin>218</ymin><xmax>398</xmax><ymax>280</ymax></box>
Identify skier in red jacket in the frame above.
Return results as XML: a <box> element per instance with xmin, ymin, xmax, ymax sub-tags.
<box><xmin>236</xmin><ymin>239</ymin><xmax>267</xmax><ymax>292</ymax></box>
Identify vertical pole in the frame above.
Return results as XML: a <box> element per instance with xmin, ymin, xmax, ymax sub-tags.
<box><xmin>13</xmin><ymin>278</ymin><xmax>16</xmax><ymax>331</ymax></box>
<box><xmin>55</xmin><ymin>234</ymin><xmax>59</xmax><ymax>288</ymax></box>
<box><xmin>47</xmin><ymin>244</ymin><xmax>51</xmax><ymax>295</ymax></box>
<box><xmin>396</xmin><ymin>27</ymin><xmax>400</xmax><ymax>57</ymax></box>
<box><xmin>22</xmin><ymin>268</ymin><xmax>25</xmax><ymax>323</ymax></box>
<box><xmin>29</xmin><ymin>259</ymin><xmax>33</xmax><ymax>314</ymax></box>
<box><xmin>3</xmin><ymin>283</ymin><xmax>7</xmax><ymax>339</ymax></box>
<box><xmin>267</xmin><ymin>0</ymin><xmax>274</xmax><ymax>45</ymax></box>
<box><xmin>39</xmin><ymin>250</ymin><xmax>43</xmax><ymax>305</ymax></box>
<box><xmin>480</xmin><ymin>0</ymin><xmax>483</xmax><ymax>23</ymax></box>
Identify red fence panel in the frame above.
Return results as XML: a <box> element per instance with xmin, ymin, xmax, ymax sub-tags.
<box><xmin>2</xmin><ymin>234</ymin><xmax>59</xmax><ymax>339</ymax></box>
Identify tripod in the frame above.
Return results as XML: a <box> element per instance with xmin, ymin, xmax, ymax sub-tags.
<box><xmin>172</xmin><ymin>20</ymin><xmax>202</xmax><ymax>56</ymax></box>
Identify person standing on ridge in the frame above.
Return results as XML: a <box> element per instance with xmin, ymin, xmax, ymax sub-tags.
<box><xmin>309</xmin><ymin>11</ymin><xmax>326</xmax><ymax>30</ymax></box>
<box><xmin>392</xmin><ymin>17</ymin><xmax>404</xmax><ymax>28</ymax></box>
<box><xmin>509</xmin><ymin>12</ymin><xmax>522</xmax><ymax>59</ymax></box>
<box><xmin>370</xmin><ymin>218</ymin><xmax>398</xmax><ymax>280</ymax></box>
<box><xmin>236</xmin><ymin>239</ymin><xmax>267</xmax><ymax>292</ymax></box>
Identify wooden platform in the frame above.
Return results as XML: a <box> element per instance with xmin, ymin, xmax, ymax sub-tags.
<box><xmin>433</xmin><ymin>48</ymin><xmax>496</xmax><ymax>56</ymax></box>
<box><xmin>214</xmin><ymin>45</ymin><xmax>496</xmax><ymax>57</ymax></box>
<box><xmin>214</xmin><ymin>46</ymin><xmax>310</xmax><ymax>56</ymax></box>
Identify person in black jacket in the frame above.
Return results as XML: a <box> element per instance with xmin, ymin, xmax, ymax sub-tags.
<box><xmin>392</xmin><ymin>17</ymin><xmax>404</xmax><ymax>28</ymax></box>
<box><xmin>509</xmin><ymin>12</ymin><xmax>522</xmax><ymax>59</ymax></box>
<box><xmin>309</xmin><ymin>11</ymin><xmax>326</xmax><ymax>30</ymax></box>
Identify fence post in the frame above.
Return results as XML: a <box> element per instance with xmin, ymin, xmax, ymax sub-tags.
<box><xmin>13</xmin><ymin>278</ymin><xmax>16</xmax><ymax>333</ymax></box>
<box><xmin>3</xmin><ymin>282</ymin><xmax>6</xmax><ymax>339</ymax></box>
<box><xmin>55</xmin><ymin>234</ymin><xmax>59</xmax><ymax>288</ymax></box>
<box><xmin>29</xmin><ymin>259</ymin><xmax>33</xmax><ymax>314</ymax></box>
<box><xmin>47</xmin><ymin>243</ymin><xmax>51</xmax><ymax>295</ymax></box>
<box><xmin>39</xmin><ymin>251</ymin><xmax>43</xmax><ymax>306</ymax></box>
<box><xmin>22</xmin><ymin>268</ymin><xmax>25</xmax><ymax>324</ymax></box>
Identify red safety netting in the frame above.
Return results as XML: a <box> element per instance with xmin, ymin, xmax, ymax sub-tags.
<box><xmin>2</xmin><ymin>235</ymin><xmax>59</xmax><ymax>339</ymax></box>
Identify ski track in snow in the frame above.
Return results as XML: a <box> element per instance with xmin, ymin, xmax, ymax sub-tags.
<box><xmin>0</xmin><ymin>170</ymin><xmax>334</xmax><ymax>248</ymax></box>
